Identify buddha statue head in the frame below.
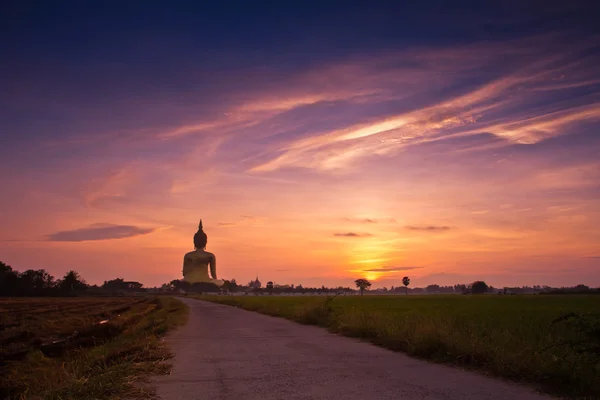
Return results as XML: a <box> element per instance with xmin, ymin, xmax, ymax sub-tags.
<box><xmin>193</xmin><ymin>219</ymin><xmax>208</xmax><ymax>250</ymax></box>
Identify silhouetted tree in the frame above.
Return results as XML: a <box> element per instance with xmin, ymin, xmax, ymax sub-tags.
<box><xmin>169</xmin><ymin>279</ymin><xmax>191</xmax><ymax>292</ymax></box>
<box><xmin>103</xmin><ymin>278</ymin><xmax>125</xmax><ymax>291</ymax></box>
<box><xmin>0</xmin><ymin>261</ymin><xmax>19</xmax><ymax>296</ymax></box>
<box><xmin>18</xmin><ymin>269</ymin><xmax>55</xmax><ymax>296</ymax></box>
<box><xmin>58</xmin><ymin>270</ymin><xmax>87</xmax><ymax>295</ymax></box>
<box><xmin>454</xmin><ymin>284</ymin><xmax>467</xmax><ymax>293</ymax></box>
<box><xmin>0</xmin><ymin>261</ymin><xmax>12</xmax><ymax>275</ymax></box>
<box><xmin>402</xmin><ymin>276</ymin><xmax>410</xmax><ymax>295</ymax></box>
<box><xmin>266</xmin><ymin>281</ymin><xmax>274</xmax><ymax>294</ymax></box>
<box><xmin>471</xmin><ymin>281</ymin><xmax>489</xmax><ymax>294</ymax></box>
<box><xmin>222</xmin><ymin>279</ymin><xmax>241</xmax><ymax>293</ymax></box>
<box><xmin>426</xmin><ymin>284</ymin><xmax>441</xmax><ymax>293</ymax></box>
<box><xmin>354</xmin><ymin>278</ymin><xmax>371</xmax><ymax>296</ymax></box>
<box><xmin>222</xmin><ymin>280</ymin><xmax>231</xmax><ymax>293</ymax></box>
<box><xmin>102</xmin><ymin>278</ymin><xmax>143</xmax><ymax>293</ymax></box>
<box><xmin>125</xmin><ymin>281</ymin><xmax>143</xmax><ymax>290</ymax></box>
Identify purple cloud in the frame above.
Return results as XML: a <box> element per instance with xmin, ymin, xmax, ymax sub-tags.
<box><xmin>47</xmin><ymin>224</ymin><xmax>155</xmax><ymax>242</ymax></box>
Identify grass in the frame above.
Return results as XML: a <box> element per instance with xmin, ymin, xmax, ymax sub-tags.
<box><xmin>196</xmin><ymin>294</ymin><xmax>600</xmax><ymax>398</ymax></box>
<box><xmin>0</xmin><ymin>296</ymin><xmax>188</xmax><ymax>400</ymax></box>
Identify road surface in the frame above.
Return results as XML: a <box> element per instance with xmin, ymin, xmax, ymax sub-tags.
<box><xmin>153</xmin><ymin>297</ymin><xmax>552</xmax><ymax>400</ymax></box>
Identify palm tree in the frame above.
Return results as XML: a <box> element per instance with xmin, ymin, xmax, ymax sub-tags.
<box><xmin>402</xmin><ymin>276</ymin><xmax>410</xmax><ymax>295</ymax></box>
<box><xmin>354</xmin><ymin>279</ymin><xmax>371</xmax><ymax>296</ymax></box>
<box><xmin>59</xmin><ymin>270</ymin><xmax>87</xmax><ymax>294</ymax></box>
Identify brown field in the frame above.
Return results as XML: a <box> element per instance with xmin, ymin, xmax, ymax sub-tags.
<box><xmin>0</xmin><ymin>296</ymin><xmax>187</xmax><ymax>400</ymax></box>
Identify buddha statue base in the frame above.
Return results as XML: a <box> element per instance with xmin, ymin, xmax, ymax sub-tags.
<box><xmin>182</xmin><ymin>248</ymin><xmax>224</xmax><ymax>288</ymax></box>
<box><xmin>183</xmin><ymin>270</ymin><xmax>224</xmax><ymax>287</ymax></box>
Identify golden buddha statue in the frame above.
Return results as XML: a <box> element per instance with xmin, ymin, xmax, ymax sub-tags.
<box><xmin>182</xmin><ymin>220</ymin><xmax>224</xmax><ymax>287</ymax></box>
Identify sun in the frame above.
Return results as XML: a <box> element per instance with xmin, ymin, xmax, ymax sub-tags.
<box><xmin>365</xmin><ymin>272</ymin><xmax>379</xmax><ymax>281</ymax></box>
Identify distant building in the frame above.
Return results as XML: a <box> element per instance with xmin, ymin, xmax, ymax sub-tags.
<box><xmin>248</xmin><ymin>275</ymin><xmax>262</xmax><ymax>289</ymax></box>
<box><xmin>275</xmin><ymin>284</ymin><xmax>291</xmax><ymax>290</ymax></box>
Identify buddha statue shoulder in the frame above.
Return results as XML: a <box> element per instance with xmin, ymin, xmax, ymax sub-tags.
<box><xmin>182</xmin><ymin>220</ymin><xmax>224</xmax><ymax>287</ymax></box>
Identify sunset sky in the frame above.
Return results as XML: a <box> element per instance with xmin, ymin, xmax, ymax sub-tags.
<box><xmin>1</xmin><ymin>2</ymin><xmax>599</xmax><ymax>288</ymax></box>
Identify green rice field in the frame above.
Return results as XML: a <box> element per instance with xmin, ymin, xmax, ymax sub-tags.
<box><xmin>198</xmin><ymin>294</ymin><xmax>600</xmax><ymax>398</ymax></box>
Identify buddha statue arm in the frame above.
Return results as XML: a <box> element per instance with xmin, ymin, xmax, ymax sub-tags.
<box><xmin>209</xmin><ymin>253</ymin><xmax>217</xmax><ymax>279</ymax></box>
<box><xmin>182</xmin><ymin>255</ymin><xmax>191</xmax><ymax>277</ymax></box>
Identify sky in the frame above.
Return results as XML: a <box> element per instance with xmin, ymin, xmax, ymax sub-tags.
<box><xmin>1</xmin><ymin>1</ymin><xmax>600</xmax><ymax>288</ymax></box>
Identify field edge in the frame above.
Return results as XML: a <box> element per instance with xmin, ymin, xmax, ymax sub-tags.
<box><xmin>193</xmin><ymin>294</ymin><xmax>599</xmax><ymax>399</ymax></box>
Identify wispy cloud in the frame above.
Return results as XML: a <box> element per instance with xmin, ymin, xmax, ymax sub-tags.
<box><xmin>362</xmin><ymin>266</ymin><xmax>423</xmax><ymax>272</ymax></box>
<box><xmin>459</xmin><ymin>103</ymin><xmax>600</xmax><ymax>144</ymax></box>
<box><xmin>218</xmin><ymin>215</ymin><xmax>264</xmax><ymax>227</ymax></box>
<box><xmin>404</xmin><ymin>225</ymin><xmax>452</xmax><ymax>232</ymax></box>
<box><xmin>47</xmin><ymin>224</ymin><xmax>156</xmax><ymax>242</ymax></box>
<box><xmin>237</xmin><ymin>90</ymin><xmax>381</xmax><ymax>113</ymax></box>
<box><xmin>344</xmin><ymin>217</ymin><xmax>396</xmax><ymax>224</ymax></box>
<box><xmin>333</xmin><ymin>232</ymin><xmax>374</xmax><ymax>237</ymax></box>
<box><xmin>83</xmin><ymin>168</ymin><xmax>138</xmax><ymax>209</ymax></box>
<box><xmin>157</xmin><ymin>120</ymin><xmax>229</xmax><ymax>139</ymax></box>
<box><xmin>1</xmin><ymin>239</ymin><xmax>43</xmax><ymax>243</ymax></box>
<box><xmin>154</xmin><ymin>82</ymin><xmax>385</xmax><ymax>142</ymax></box>
<box><xmin>248</xmin><ymin>39</ymin><xmax>600</xmax><ymax>172</ymax></box>
<box><xmin>525</xmin><ymin>162</ymin><xmax>600</xmax><ymax>191</ymax></box>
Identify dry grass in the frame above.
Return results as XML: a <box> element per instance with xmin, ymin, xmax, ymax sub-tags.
<box><xmin>197</xmin><ymin>294</ymin><xmax>600</xmax><ymax>398</ymax></box>
<box><xmin>0</xmin><ymin>296</ymin><xmax>188</xmax><ymax>399</ymax></box>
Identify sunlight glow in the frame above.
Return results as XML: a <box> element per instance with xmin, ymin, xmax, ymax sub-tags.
<box><xmin>365</xmin><ymin>272</ymin><xmax>379</xmax><ymax>281</ymax></box>
<box><xmin>2</xmin><ymin>32</ymin><xmax>600</xmax><ymax>288</ymax></box>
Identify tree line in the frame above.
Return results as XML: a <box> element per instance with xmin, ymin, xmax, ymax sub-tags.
<box><xmin>354</xmin><ymin>277</ymin><xmax>491</xmax><ymax>295</ymax></box>
<box><xmin>2</xmin><ymin>260</ymin><xmax>598</xmax><ymax>297</ymax></box>
<box><xmin>163</xmin><ymin>279</ymin><xmax>355</xmax><ymax>295</ymax></box>
<box><xmin>0</xmin><ymin>261</ymin><xmax>145</xmax><ymax>297</ymax></box>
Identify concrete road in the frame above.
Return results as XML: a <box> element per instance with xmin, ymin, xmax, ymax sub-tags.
<box><xmin>153</xmin><ymin>298</ymin><xmax>552</xmax><ymax>400</ymax></box>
